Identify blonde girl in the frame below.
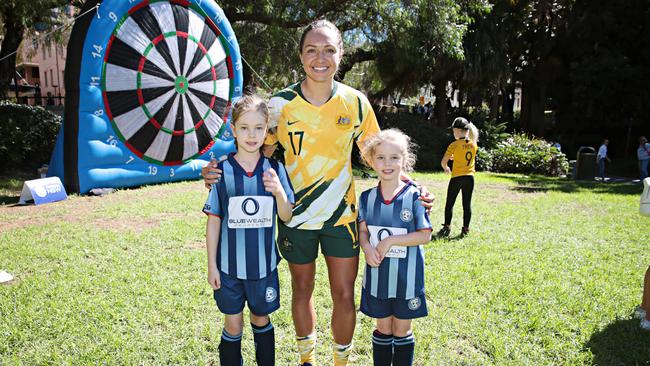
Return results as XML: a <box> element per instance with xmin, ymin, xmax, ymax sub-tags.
<box><xmin>358</xmin><ymin>129</ymin><xmax>433</xmax><ymax>366</ymax></box>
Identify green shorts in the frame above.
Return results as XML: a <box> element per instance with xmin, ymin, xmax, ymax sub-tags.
<box><xmin>277</xmin><ymin>221</ymin><xmax>360</xmax><ymax>264</ymax></box>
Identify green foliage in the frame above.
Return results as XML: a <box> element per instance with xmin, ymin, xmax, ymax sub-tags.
<box><xmin>478</xmin><ymin>120</ymin><xmax>510</xmax><ymax>151</ymax></box>
<box><xmin>0</xmin><ymin>102</ymin><xmax>61</xmax><ymax>172</ymax></box>
<box><xmin>490</xmin><ymin>133</ymin><xmax>569</xmax><ymax>176</ymax></box>
<box><xmin>475</xmin><ymin>147</ymin><xmax>493</xmax><ymax>171</ymax></box>
<box><xmin>0</xmin><ymin>1</ymin><xmax>71</xmax><ymax>95</ymax></box>
<box><xmin>376</xmin><ymin>111</ymin><xmax>450</xmax><ymax>171</ymax></box>
<box><xmin>222</xmin><ymin>0</ymin><xmax>490</xmax><ymax>97</ymax></box>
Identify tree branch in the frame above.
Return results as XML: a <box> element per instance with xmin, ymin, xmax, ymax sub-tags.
<box><xmin>337</xmin><ymin>47</ymin><xmax>378</xmax><ymax>80</ymax></box>
<box><xmin>223</xmin><ymin>0</ymin><xmax>356</xmax><ymax>28</ymax></box>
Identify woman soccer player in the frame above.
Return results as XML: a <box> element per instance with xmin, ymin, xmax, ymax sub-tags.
<box><xmin>204</xmin><ymin>20</ymin><xmax>434</xmax><ymax>365</ymax></box>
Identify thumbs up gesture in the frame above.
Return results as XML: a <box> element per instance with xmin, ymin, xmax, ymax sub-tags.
<box><xmin>263</xmin><ymin>168</ymin><xmax>283</xmax><ymax>197</ymax></box>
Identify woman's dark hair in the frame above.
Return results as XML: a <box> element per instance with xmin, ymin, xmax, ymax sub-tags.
<box><xmin>299</xmin><ymin>19</ymin><xmax>343</xmax><ymax>53</ymax></box>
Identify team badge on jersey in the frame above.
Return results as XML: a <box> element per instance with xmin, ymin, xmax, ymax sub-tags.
<box><xmin>400</xmin><ymin>208</ymin><xmax>413</xmax><ymax>222</ymax></box>
<box><xmin>336</xmin><ymin>114</ymin><xmax>352</xmax><ymax>129</ymax></box>
<box><xmin>265</xmin><ymin>287</ymin><xmax>277</xmax><ymax>303</ymax></box>
<box><xmin>408</xmin><ymin>297</ymin><xmax>421</xmax><ymax>311</ymax></box>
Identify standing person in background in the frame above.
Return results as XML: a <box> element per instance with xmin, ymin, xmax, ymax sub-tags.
<box><xmin>597</xmin><ymin>139</ymin><xmax>610</xmax><ymax>181</ymax></box>
<box><xmin>202</xmin><ymin>19</ymin><xmax>434</xmax><ymax>366</ymax></box>
<box><xmin>438</xmin><ymin>117</ymin><xmax>479</xmax><ymax>237</ymax></box>
<box><xmin>637</xmin><ymin>136</ymin><xmax>650</xmax><ymax>180</ymax></box>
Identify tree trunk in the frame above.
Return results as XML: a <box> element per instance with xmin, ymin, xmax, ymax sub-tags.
<box><xmin>433</xmin><ymin>79</ymin><xmax>448</xmax><ymax>127</ymax></box>
<box><xmin>0</xmin><ymin>8</ymin><xmax>25</xmax><ymax>97</ymax></box>
<box><xmin>500</xmin><ymin>83</ymin><xmax>515</xmax><ymax>124</ymax></box>
<box><xmin>520</xmin><ymin>77</ymin><xmax>547</xmax><ymax>137</ymax></box>
<box><xmin>489</xmin><ymin>85</ymin><xmax>500</xmax><ymax>122</ymax></box>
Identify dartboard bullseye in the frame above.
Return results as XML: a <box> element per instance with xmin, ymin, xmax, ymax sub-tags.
<box><xmin>101</xmin><ymin>0</ymin><xmax>234</xmax><ymax>166</ymax></box>
<box><xmin>53</xmin><ymin>0</ymin><xmax>241</xmax><ymax>193</ymax></box>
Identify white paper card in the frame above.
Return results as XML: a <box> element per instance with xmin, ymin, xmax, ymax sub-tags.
<box><xmin>0</xmin><ymin>271</ymin><xmax>13</xmax><ymax>283</ymax></box>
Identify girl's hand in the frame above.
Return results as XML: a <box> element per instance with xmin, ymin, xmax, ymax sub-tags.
<box><xmin>443</xmin><ymin>166</ymin><xmax>451</xmax><ymax>174</ymax></box>
<box><xmin>208</xmin><ymin>267</ymin><xmax>221</xmax><ymax>290</ymax></box>
<box><xmin>375</xmin><ymin>238</ymin><xmax>393</xmax><ymax>260</ymax></box>
<box><xmin>263</xmin><ymin>168</ymin><xmax>284</xmax><ymax>197</ymax></box>
<box><xmin>362</xmin><ymin>244</ymin><xmax>382</xmax><ymax>267</ymax></box>
<box><xmin>202</xmin><ymin>158</ymin><xmax>223</xmax><ymax>189</ymax></box>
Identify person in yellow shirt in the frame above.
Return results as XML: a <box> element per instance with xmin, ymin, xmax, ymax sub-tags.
<box><xmin>203</xmin><ymin>20</ymin><xmax>435</xmax><ymax>366</ymax></box>
<box><xmin>438</xmin><ymin>117</ymin><xmax>479</xmax><ymax>237</ymax></box>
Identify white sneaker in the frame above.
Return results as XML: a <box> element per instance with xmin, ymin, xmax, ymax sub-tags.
<box><xmin>641</xmin><ymin>318</ymin><xmax>650</xmax><ymax>330</ymax></box>
<box><xmin>634</xmin><ymin>306</ymin><xmax>647</xmax><ymax>319</ymax></box>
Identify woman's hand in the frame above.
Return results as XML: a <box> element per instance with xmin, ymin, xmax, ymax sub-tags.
<box><xmin>417</xmin><ymin>184</ymin><xmax>435</xmax><ymax>213</ymax></box>
<box><xmin>201</xmin><ymin>158</ymin><xmax>223</xmax><ymax>189</ymax></box>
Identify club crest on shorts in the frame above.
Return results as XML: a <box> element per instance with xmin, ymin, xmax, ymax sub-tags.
<box><xmin>265</xmin><ymin>287</ymin><xmax>277</xmax><ymax>303</ymax></box>
<box><xmin>408</xmin><ymin>297</ymin><xmax>421</xmax><ymax>311</ymax></box>
<box><xmin>400</xmin><ymin>208</ymin><xmax>413</xmax><ymax>222</ymax></box>
<box><xmin>281</xmin><ymin>237</ymin><xmax>293</xmax><ymax>252</ymax></box>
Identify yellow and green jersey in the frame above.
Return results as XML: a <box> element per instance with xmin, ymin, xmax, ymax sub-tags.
<box><xmin>444</xmin><ymin>139</ymin><xmax>478</xmax><ymax>178</ymax></box>
<box><xmin>265</xmin><ymin>81</ymin><xmax>380</xmax><ymax>230</ymax></box>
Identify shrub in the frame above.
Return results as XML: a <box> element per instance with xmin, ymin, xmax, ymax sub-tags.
<box><xmin>476</xmin><ymin>147</ymin><xmax>493</xmax><ymax>172</ymax></box>
<box><xmin>490</xmin><ymin>133</ymin><xmax>569</xmax><ymax>176</ymax></box>
<box><xmin>0</xmin><ymin>102</ymin><xmax>61</xmax><ymax>172</ymax></box>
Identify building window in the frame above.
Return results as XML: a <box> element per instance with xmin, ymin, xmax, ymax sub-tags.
<box><xmin>61</xmin><ymin>71</ymin><xmax>65</xmax><ymax>88</ymax></box>
<box><xmin>42</xmin><ymin>45</ymin><xmax>46</xmax><ymax>60</ymax></box>
<box><xmin>32</xmin><ymin>67</ymin><xmax>39</xmax><ymax>79</ymax></box>
<box><xmin>50</xmin><ymin>70</ymin><xmax>54</xmax><ymax>87</ymax></box>
<box><xmin>44</xmin><ymin>70</ymin><xmax>48</xmax><ymax>87</ymax></box>
<box><xmin>48</xmin><ymin>43</ymin><xmax>52</xmax><ymax>59</ymax></box>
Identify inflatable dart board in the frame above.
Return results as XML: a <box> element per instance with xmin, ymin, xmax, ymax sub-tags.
<box><xmin>49</xmin><ymin>0</ymin><xmax>241</xmax><ymax>193</ymax></box>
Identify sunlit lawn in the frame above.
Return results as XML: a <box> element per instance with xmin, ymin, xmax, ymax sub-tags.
<box><xmin>1</xmin><ymin>172</ymin><xmax>648</xmax><ymax>365</ymax></box>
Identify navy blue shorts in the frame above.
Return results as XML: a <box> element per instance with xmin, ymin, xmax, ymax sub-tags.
<box><xmin>213</xmin><ymin>269</ymin><xmax>280</xmax><ymax>316</ymax></box>
<box><xmin>360</xmin><ymin>290</ymin><xmax>428</xmax><ymax>320</ymax></box>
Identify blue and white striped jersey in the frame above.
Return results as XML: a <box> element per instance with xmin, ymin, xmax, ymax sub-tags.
<box><xmin>358</xmin><ymin>181</ymin><xmax>432</xmax><ymax>299</ymax></box>
<box><xmin>203</xmin><ymin>154</ymin><xmax>295</xmax><ymax>280</ymax></box>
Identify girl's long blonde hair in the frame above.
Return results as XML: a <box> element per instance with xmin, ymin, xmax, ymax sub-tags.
<box><xmin>361</xmin><ymin>128</ymin><xmax>417</xmax><ymax>172</ymax></box>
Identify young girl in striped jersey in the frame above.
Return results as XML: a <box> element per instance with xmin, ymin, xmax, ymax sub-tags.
<box><xmin>203</xmin><ymin>94</ymin><xmax>295</xmax><ymax>365</ymax></box>
<box><xmin>358</xmin><ymin>129</ymin><xmax>433</xmax><ymax>366</ymax></box>
<box><xmin>438</xmin><ymin>117</ymin><xmax>479</xmax><ymax>237</ymax></box>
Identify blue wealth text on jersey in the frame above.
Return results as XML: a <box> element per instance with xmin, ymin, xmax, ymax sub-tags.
<box><xmin>358</xmin><ymin>182</ymin><xmax>432</xmax><ymax>299</ymax></box>
<box><xmin>203</xmin><ymin>154</ymin><xmax>295</xmax><ymax>280</ymax></box>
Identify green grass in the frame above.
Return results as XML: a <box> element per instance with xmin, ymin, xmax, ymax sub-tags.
<box><xmin>1</xmin><ymin>173</ymin><xmax>649</xmax><ymax>365</ymax></box>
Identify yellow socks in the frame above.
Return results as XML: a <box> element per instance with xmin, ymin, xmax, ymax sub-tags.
<box><xmin>296</xmin><ymin>333</ymin><xmax>316</xmax><ymax>365</ymax></box>
<box><xmin>333</xmin><ymin>342</ymin><xmax>353</xmax><ymax>366</ymax></box>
